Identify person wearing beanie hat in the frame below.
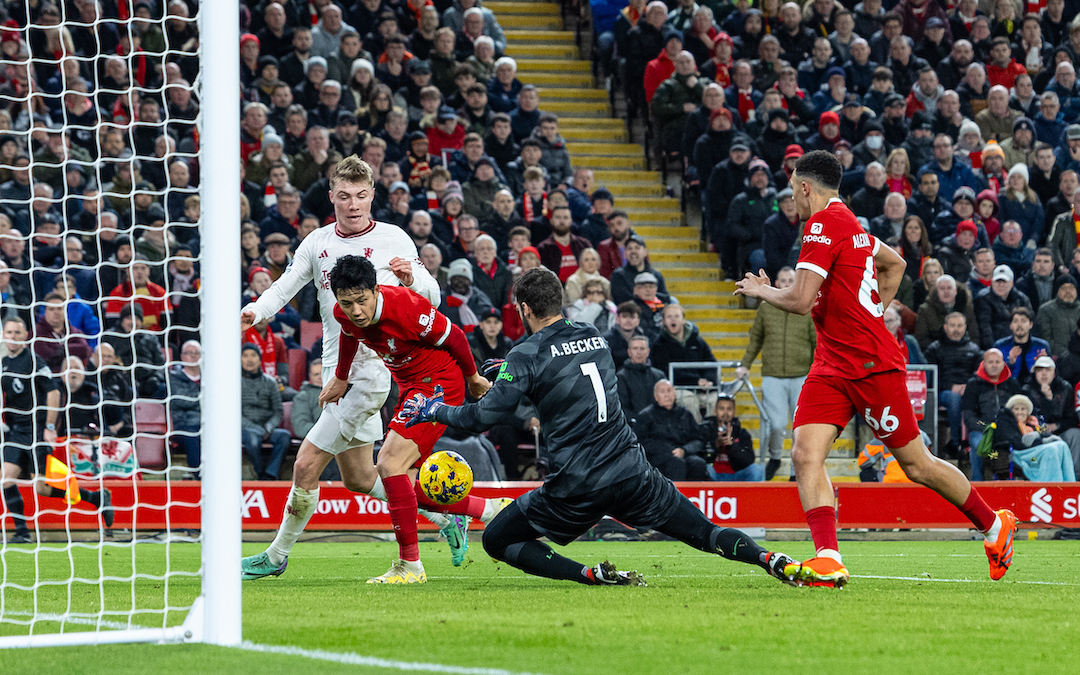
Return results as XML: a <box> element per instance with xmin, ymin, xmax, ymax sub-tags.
<box><xmin>757</xmin><ymin>107</ymin><xmax>797</xmax><ymax>171</ymax></box>
<box><xmin>999</xmin><ymin>162</ymin><xmax>1045</xmax><ymax>249</ymax></box>
<box><xmin>1035</xmin><ymin>274</ymin><xmax>1080</xmax><ymax>357</ymax></box>
<box><xmin>703</xmin><ymin>133</ymin><xmax>754</xmax><ymax>258</ymax></box>
<box><xmin>840</xmin><ymin>94</ymin><xmax>871</xmax><ymax>145</ymax></box>
<box><xmin>726</xmin><ymin>158</ymin><xmax>777</xmax><ymax>279</ymax></box>
<box><xmin>976</xmin><ymin>139</ymin><xmax>1007</xmax><ymax>192</ymax></box>
<box><xmin>810</xmin><ymin>66</ymin><xmax>849</xmax><ymax>117</ymax></box>
<box><xmin>852</xmin><ymin>119</ymin><xmax>889</xmax><ymax>167</ymax></box>
<box><xmin>805</xmin><ymin>110</ymin><xmax>841</xmax><ymax>152</ymax></box>
<box><xmin>643</xmin><ymin>27</ymin><xmax>684</xmax><ymax>102</ymax></box>
<box><xmin>1001</xmin><ymin>115</ymin><xmax>1037</xmax><ymax>169</ymax></box>
<box><xmin>955</xmin><ymin>119</ymin><xmax>985</xmax><ymax>166</ymax></box>
<box><xmin>692</xmin><ymin>108</ymin><xmax>738</xmax><ymax>187</ymax></box>
<box><xmin>239</xmin><ymin>337</ymin><xmax>292</xmax><ymax>482</ymax></box>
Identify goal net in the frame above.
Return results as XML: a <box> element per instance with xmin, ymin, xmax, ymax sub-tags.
<box><xmin>0</xmin><ymin>0</ymin><xmax>239</xmax><ymax>648</ymax></box>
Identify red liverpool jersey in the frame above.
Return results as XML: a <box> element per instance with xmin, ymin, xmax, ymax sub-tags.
<box><xmin>795</xmin><ymin>198</ymin><xmax>907</xmax><ymax>379</ymax></box>
<box><xmin>333</xmin><ymin>285</ymin><xmax>476</xmax><ymax>385</ymax></box>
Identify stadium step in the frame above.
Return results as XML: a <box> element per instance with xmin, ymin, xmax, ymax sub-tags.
<box><xmin>538</xmin><ymin>88</ymin><xmax>608</xmax><ymax>101</ymax></box>
<box><xmin>565</xmin><ymin>142</ymin><xmax>642</xmax><ymax>156</ymax></box>
<box><xmin>503</xmin><ymin>30</ymin><xmax>576</xmax><ymax>44</ymax></box>
<box><xmin>572</xmin><ymin>155</ymin><xmax>645</xmax><ymax>169</ymax></box>
<box><xmin>521</xmin><ymin>72</ymin><xmax>594</xmax><ymax>87</ymax></box>
<box><xmin>485</xmin><ymin>1</ymin><xmax>561</xmax><ymax>15</ymax></box>
<box><xmin>516</xmin><ymin>58</ymin><xmax>592</xmax><ymax>72</ymax></box>
<box><xmin>560</xmin><ymin>127</ymin><xmax>629</xmax><ymax>143</ymax></box>
<box><xmin>666</xmin><ymin>280</ymin><xmax>737</xmax><ymax>293</ymax></box>
<box><xmin>496</xmin><ymin>14</ymin><xmax>563</xmax><ymax>29</ymax></box>
<box><xmin>506</xmin><ymin>44</ymin><xmax>579</xmax><ymax>59</ymax></box>
<box><xmin>542</xmin><ymin>100</ymin><xmax>611</xmax><ymax>116</ymax></box>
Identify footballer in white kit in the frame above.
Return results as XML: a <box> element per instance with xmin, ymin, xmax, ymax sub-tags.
<box><xmin>240</xmin><ymin>157</ymin><xmax>465</xmax><ymax>581</ymax></box>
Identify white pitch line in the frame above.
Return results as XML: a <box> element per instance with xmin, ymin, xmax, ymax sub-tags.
<box><xmin>236</xmin><ymin>642</ymin><xmax>549</xmax><ymax>675</ymax></box>
<box><xmin>851</xmin><ymin>574</ymin><xmax>1076</xmax><ymax>586</ymax></box>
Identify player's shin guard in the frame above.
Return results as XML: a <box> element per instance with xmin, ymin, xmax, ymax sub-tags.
<box><xmin>368</xmin><ymin>475</ymin><xmax>449</xmax><ymax>528</ymax></box>
<box><xmin>384</xmin><ymin>474</ymin><xmax>421</xmax><ymax>561</ymax></box>
<box><xmin>3</xmin><ymin>485</ymin><xmax>28</xmax><ymax>536</ymax></box>
<box><xmin>267</xmin><ymin>485</ymin><xmax>319</xmax><ymax>565</ymax></box>
<box><xmin>413</xmin><ymin>481</ymin><xmax>485</xmax><ymax>519</ymax></box>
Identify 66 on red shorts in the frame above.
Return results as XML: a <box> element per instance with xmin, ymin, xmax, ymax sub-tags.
<box><xmin>792</xmin><ymin>370</ymin><xmax>921</xmax><ymax>449</ymax></box>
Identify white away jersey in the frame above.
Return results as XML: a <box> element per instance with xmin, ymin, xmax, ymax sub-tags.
<box><xmin>245</xmin><ymin>220</ymin><xmax>440</xmax><ymax>381</ymax></box>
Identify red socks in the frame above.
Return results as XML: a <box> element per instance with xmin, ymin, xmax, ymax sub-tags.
<box><xmin>805</xmin><ymin>505</ymin><xmax>839</xmax><ymax>554</ymax></box>
<box><xmin>383</xmin><ymin>474</ymin><xmax>420</xmax><ymax>562</ymax></box>
<box><xmin>413</xmin><ymin>482</ymin><xmax>486</xmax><ymax>519</ymax></box>
<box><xmin>959</xmin><ymin>486</ymin><xmax>997</xmax><ymax>532</ymax></box>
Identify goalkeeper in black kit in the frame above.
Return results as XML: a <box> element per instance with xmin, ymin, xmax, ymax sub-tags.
<box><xmin>402</xmin><ymin>269</ymin><xmax>798</xmax><ymax>586</ymax></box>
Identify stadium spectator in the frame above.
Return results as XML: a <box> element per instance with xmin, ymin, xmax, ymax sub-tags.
<box><xmin>168</xmin><ymin>340</ymin><xmax>202</xmax><ymax>477</ymax></box>
<box><xmin>925</xmin><ymin>311</ymin><xmax>983</xmax><ymax>457</ymax></box>
<box><xmin>967</xmin><ymin>248</ymin><xmax>996</xmax><ymax>298</ymax></box>
<box><xmin>962</xmin><ymin>348</ymin><xmax>1021</xmax><ymax>479</ymax></box>
<box><xmin>509</xmin><ymin>85</ymin><xmax>543</xmax><ymax>143</ymax></box>
<box><xmin>633</xmin><ymin>379</ymin><xmax>709</xmax><ymax>481</ymax></box>
<box><xmin>990</xmin><ymin>393</ymin><xmax>1076</xmax><ymax>481</ymax></box>
<box><xmin>1014</xmin><ymin>247</ymin><xmax>1057</xmax><ymax>310</ymax></box>
<box><xmin>1047</xmin><ymin>187</ymin><xmax>1080</xmax><ymax>267</ymax></box>
<box><xmin>537</xmin><ymin>206</ymin><xmax>590</xmax><ymax>284</ymax></box>
<box><xmin>470</xmin><ymin>234</ymin><xmax>512</xmax><ymax>306</ymax></box>
<box><xmin>649</xmin><ymin>303</ymin><xmax>716</xmax><ymax>418</ymax></box>
<box><xmin>735</xmin><ymin>266</ymin><xmax>814</xmax><ymax>479</ymax></box>
<box><xmin>564</xmin><ymin>248</ymin><xmax>609</xmax><ymax>305</ymax></box>
<box><xmin>616</xmin><ymin>335</ymin><xmax>666</xmax><ymax>419</ymax></box>
<box><xmin>104</xmin><ymin>256</ymin><xmax>169</xmax><ymax>331</ymax></box>
<box><xmin>1023</xmin><ymin>356</ymin><xmax>1080</xmax><ymax>471</ymax></box>
<box><xmin>597</xmin><ymin>210</ymin><xmax>633</xmax><ymax>279</ymax></box>
<box><xmin>33</xmin><ymin>293</ymin><xmax>92</xmax><ymax>372</ymax></box>
<box><xmin>915</xmin><ymin>274</ymin><xmax>980</xmax><ymax>349</ymax></box>
<box><xmin>700</xmin><ymin>393</ymin><xmax>763</xmax><ymax>481</ymax></box>
<box><xmin>726</xmin><ymin>160</ymin><xmax>776</xmax><ymax>279</ymax></box>
<box><xmin>610</xmin><ymin>235</ymin><xmax>667</xmax><ymax>305</ymax></box>
<box><xmin>565</xmin><ymin>279</ymin><xmax>617</xmax><ymax>331</ymax></box>
<box><xmin>531</xmin><ymin>114</ymin><xmax>572</xmax><ymax>187</ymax></box>
<box><xmin>55</xmin><ymin>356</ymin><xmax>104</xmax><ymax>437</ymax></box>
<box><xmin>439</xmin><ymin>258</ymin><xmax>495</xmax><ymax>331</ymax></box>
<box><xmin>991</xmin><ymin>220</ymin><xmax>1034</xmax><ymax>278</ymax></box>
<box><xmin>631</xmin><ymin>271</ymin><xmax>674</xmax><ymax>342</ymax></box>
<box><xmin>975</xmin><ymin>264</ymin><xmax>1033</xmax><ymax>348</ymax></box>
<box><xmin>103</xmin><ymin>304</ymin><xmax>166</xmax><ymax>399</ymax></box>
<box><xmin>420</xmin><ymin>242</ymin><xmax>449</xmax><ymax>289</ymax></box>
<box><xmin>1036</xmin><ymin>275</ymin><xmax>1080</xmax><ymax>358</ymax></box>
<box><xmin>652</xmin><ymin>51</ymin><xmax>706</xmax><ymax>154</ymax></box>
<box><xmin>993</xmin><ymin>306</ymin><xmax>1050</xmax><ymax>385</ymax></box>
<box><xmin>240</xmin><ymin>343</ymin><xmax>290</xmax><ymax>481</ymax></box>
<box><xmin>467</xmin><ymin>307</ymin><xmax>513</xmax><ymax>366</ymax></box>
<box><xmin>604</xmin><ymin>301</ymin><xmax>646</xmax><ymax>370</ymax></box>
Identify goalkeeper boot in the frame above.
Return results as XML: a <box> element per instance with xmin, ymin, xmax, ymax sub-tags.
<box><xmin>784</xmin><ymin>555</ymin><xmax>849</xmax><ymax>588</ymax></box>
<box><xmin>763</xmin><ymin>551</ymin><xmax>800</xmax><ymax>586</ymax></box>
<box><xmin>440</xmin><ymin>515</ymin><xmax>470</xmax><ymax>567</ymax></box>
<box><xmin>984</xmin><ymin>509</ymin><xmax>1018</xmax><ymax>581</ymax></box>
<box><xmin>588</xmin><ymin>560</ymin><xmax>647</xmax><ymax>586</ymax></box>
<box><xmin>367</xmin><ymin>558</ymin><xmax>426</xmax><ymax>584</ymax></box>
<box><xmin>241</xmin><ymin>551</ymin><xmax>288</xmax><ymax>580</ymax></box>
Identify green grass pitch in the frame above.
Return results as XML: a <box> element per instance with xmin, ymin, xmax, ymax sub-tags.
<box><xmin>1</xmin><ymin>538</ymin><xmax>1078</xmax><ymax>674</ymax></box>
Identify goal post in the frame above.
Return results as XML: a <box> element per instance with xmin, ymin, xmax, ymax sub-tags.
<box><xmin>0</xmin><ymin>0</ymin><xmax>240</xmax><ymax>649</ymax></box>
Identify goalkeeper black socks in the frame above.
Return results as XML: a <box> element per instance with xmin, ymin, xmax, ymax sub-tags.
<box><xmin>503</xmin><ymin>541</ymin><xmax>594</xmax><ymax>584</ymax></box>
<box><xmin>81</xmin><ymin>489</ymin><xmax>101</xmax><ymax>507</ymax></box>
<box><xmin>3</xmin><ymin>485</ymin><xmax>28</xmax><ymax>536</ymax></box>
<box><xmin>707</xmin><ymin>526</ymin><xmax>768</xmax><ymax>565</ymax></box>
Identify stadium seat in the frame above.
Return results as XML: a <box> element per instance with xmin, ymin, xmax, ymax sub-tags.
<box><xmin>133</xmin><ymin>402</ymin><xmax>169</xmax><ymax>472</ymax></box>
<box><xmin>300</xmin><ymin>320</ymin><xmax>320</xmax><ymax>350</ymax></box>
<box><xmin>288</xmin><ymin>348</ymin><xmax>307</xmax><ymax>391</ymax></box>
<box><xmin>280</xmin><ymin>401</ymin><xmax>295</xmax><ymax>438</ymax></box>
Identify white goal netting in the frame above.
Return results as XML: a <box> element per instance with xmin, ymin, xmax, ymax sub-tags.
<box><xmin>0</xmin><ymin>0</ymin><xmax>237</xmax><ymax>647</ymax></box>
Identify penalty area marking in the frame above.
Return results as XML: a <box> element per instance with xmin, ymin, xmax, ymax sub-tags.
<box><xmin>236</xmin><ymin>641</ymin><xmax>549</xmax><ymax>675</ymax></box>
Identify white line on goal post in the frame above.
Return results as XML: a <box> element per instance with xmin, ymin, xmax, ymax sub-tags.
<box><xmin>198</xmin><ymin>0</ymin><xmax>243</xmax><ymax>647</ymax></box>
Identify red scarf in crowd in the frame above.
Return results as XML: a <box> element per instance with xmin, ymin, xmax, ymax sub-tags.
<box><xmin>523</xmin><ymin>191</ymin><xmax>547</xmax><ymax>222</ymax></box>
<box><xmin>735</xmin><ymin>89</ymin><xmax>755</xmax><ymax>122</ymax></box>
<box><xmin>244</xmin><ymin>326</ymin><xmax>278</xmax><ymax>378</ymax></box>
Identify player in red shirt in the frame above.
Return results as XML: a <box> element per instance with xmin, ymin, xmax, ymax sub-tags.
<box><xmin>736</xmin><ymin>151</ymin><xmax>1018</xmax><ymax>587</ymax></box>
<box><xmin>320</xmin><ymin>254</ymin><xmax>499</xmax><ymax>584</ymax></box>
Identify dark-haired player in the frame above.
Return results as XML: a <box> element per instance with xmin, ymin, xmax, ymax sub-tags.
<box><xmin>321</xmin><ymin>255</ymin><xmax>510</xmax><ymax>583</ymax></box>
<box><xmin>2</xmin><ymin>316</ymin><xmax>112</xmax><ymax>544</ymax></box>
<box><xmin>736</xmin><ymin>150</ymin><xmax>1017</xmax><ymax>587</ymax></box>
<box><xmin>402</xmin><ymin>268</ymin><xmax>799</xmax><ymax>586</ymax></box>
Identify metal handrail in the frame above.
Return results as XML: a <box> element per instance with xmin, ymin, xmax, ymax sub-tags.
<box><xmin>666</xmin><ymin>361</ymin><xmax>770</xmax><ymax>430</ymax></box>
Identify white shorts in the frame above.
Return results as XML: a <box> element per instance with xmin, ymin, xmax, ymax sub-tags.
<box><xmin>306</xmin><ymin>365</ymin><xmax>391</xmax><ymax>456</ymax></box>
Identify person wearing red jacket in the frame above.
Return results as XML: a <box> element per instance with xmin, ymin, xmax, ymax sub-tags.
<box><xmin>643</xmin><ymin>31</ymin><xmax>683</xmax><ymax>102</ymax></box>
<box><xmin>425</xmin><ymin>105</ymin><xmax>466</xmax><ymax>156</ymax></box>
<box><xmin>986</xmin><ymin>36</ymin><xmax>1027</xmax><ymax>89</ymax></box>
<box><xmin>597</xmin><ymin>209</ymin><xmax>634</xmax><ymax>278</ymax></box>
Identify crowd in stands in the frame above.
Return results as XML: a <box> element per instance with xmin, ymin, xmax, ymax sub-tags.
<box><xmin>592</xmin><ymin>0</ymin><xmax>1080</xmax><ymax>481</ymax></box>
